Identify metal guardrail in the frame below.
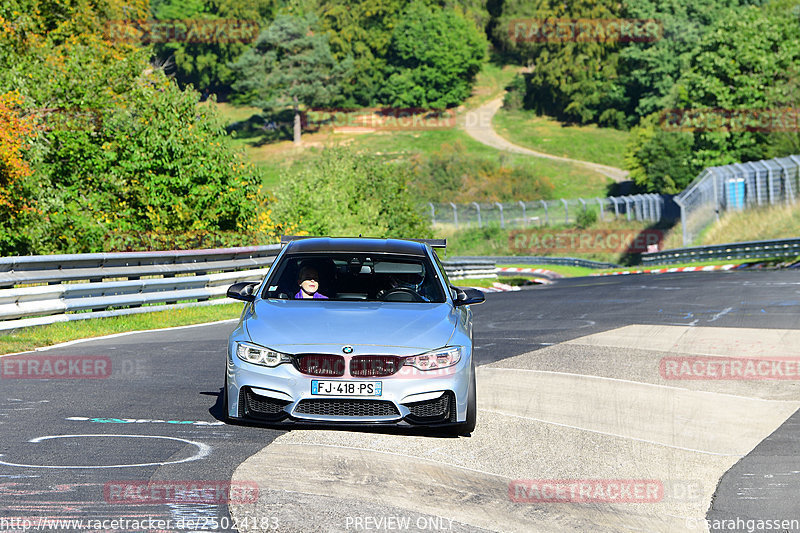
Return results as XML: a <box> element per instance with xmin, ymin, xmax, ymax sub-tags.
<box><xmin>0</xmin><ymin>246</ymin><xmax>502</xmax><ymax>332</ymax></box>
<box><xmin>451</xmin><ymin>256</ymin><xmax>619</xmax><ymax>269</ymax></box>
<box><xmin>641</xmin><ymin>238</ymin><xmax>800</xmax><ymax>265</ymax></box>
<box><xmin>442</xmin><ymin>260</ymin><xmax>498</xmax><ymax>280</ymax></box>
<box><xmin>0</xmin><ymin>246</ymin><xmax>282</xmax><ymax>332</ymax></box>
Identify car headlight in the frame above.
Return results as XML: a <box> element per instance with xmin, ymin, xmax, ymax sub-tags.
<box><xmin>236</xmin><ymin>342</ymin><xmax>292</xmax><ymax>368</ymax></box>
<box><xmin>404</xmin><ymin>346</ymin><xmax>463</xmax><ymax>371</ymax></box>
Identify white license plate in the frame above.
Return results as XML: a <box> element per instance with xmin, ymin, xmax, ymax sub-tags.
<box><xmin>311</xmin><ymin>380</ymin><xmax>382</xmax><ymax>396</ymax></box>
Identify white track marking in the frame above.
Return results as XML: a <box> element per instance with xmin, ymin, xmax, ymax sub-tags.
<box><xmin>0</xmin><ymin>434</ymin><xmax>211</xmax><ymax>469</ymax></box>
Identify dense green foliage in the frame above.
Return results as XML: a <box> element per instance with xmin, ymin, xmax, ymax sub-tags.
<box><xmin>378</xmin><ymin>1</ymin><xmax>487</xmax><ymax>109</ymax></box>
<box><xmin>149</xmin><ymin>0</ymin><xmax>280</xmax><ymax>96</ymax></box>
<box><xmin>495</xmin><ymin>0</ymin><xmax>800</xmax><ymax>192</ymax></box>
<box><xmin>271</xmin><ymin>147</ymin><xmax>430</xmax><ymax>237</ymax></box>
<box><xmin>317</xmin><ymin>0</ymin><xmax>489</xmax><ymax>107</ymax></box>
<box><xmin>626</xmin><ymin>2</ymin><xmax>800</xmax><ymax>191</ymax></box>
<box><xmin>0</xmin><ymin>0</ymin><xmax>269</xmax><ymax>255</ymax></box>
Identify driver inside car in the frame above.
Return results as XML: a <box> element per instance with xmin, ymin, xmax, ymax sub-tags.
<box><xmin>377</xmin><ymin>272</ymin><xmax>430</xmax><ymax>302</ymax></box>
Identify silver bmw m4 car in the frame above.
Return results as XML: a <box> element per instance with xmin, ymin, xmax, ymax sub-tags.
<box><xmin>223</xmin><ymin>236</ymin><xmax>484</xmax><ymax>435</ymax></box>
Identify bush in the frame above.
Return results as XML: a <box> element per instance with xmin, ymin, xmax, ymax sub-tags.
<box><xmin>576</xmin><ymin>207</ymin><xmax>598</xmax><ymax>229</ymax></box>
<box><xmin>409</xmin><ymin>141</ymin><xmax>554</xmax><ymax>202</ymax></box>
<box><xmin>271</xmin><ymin>147</ymin><xmax>431</xmax><ymax>238</ymax></box>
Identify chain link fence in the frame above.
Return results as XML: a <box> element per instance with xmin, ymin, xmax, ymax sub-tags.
<box><xmin>675</xmin><ymin>155</ymin><xmax>800</xmax><ymax>246</ymax></box>
<box><xmin>426</xmin><ymin>194</ymin><xmax>675</xmax><ymax>229</ymax></box>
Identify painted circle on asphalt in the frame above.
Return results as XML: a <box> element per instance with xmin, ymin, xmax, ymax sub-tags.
<box><xmin>0</xmin><ymin>434</ymin><xmax>211</xmax><ymax>469</ymax></box>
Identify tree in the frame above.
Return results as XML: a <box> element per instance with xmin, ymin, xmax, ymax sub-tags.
<box><xmin>624</xmin><ymin>114</ymin><xmax>697</xmax><ymax>193</ymax></box>
<box><xmin>379</xmin><ymin>1</ymin><xmax>487</xmax><ymax>109</ymax></box>
<box><xmin>317</xmin><ymin>0</ymin><xmax>490</xmax><ymax>107</ymax></box>
<box><xmin>0</xmin><ymin>92</ymin><xmax>36</xmax><ymax>255</ymax></box>
<box><xmin>149</xmin><ymin>0</ymin><xmax>281</xmax><ymax>96</ymax></box>
<box><xmin>230</xmin><ymin>14</ymin><xmax>352</xmax><ymax>144</ymax></box>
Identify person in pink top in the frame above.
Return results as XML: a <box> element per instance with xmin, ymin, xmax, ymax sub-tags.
<box><xmin>295</xmin><ymin>266</ymin><xmax>328</xmax><ymax>299</ymax></box>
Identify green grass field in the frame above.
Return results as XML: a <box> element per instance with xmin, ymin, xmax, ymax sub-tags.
<box><xmin>492</xmin><ymin>108</ymin><xmax>630</xmax><ymax>169</ymax></box>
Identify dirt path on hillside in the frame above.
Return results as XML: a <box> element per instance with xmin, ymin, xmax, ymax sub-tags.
<box><xmin>462</xmin><ymin>97</ymin><xmax>630</xmax><ymax>183</ymax></box>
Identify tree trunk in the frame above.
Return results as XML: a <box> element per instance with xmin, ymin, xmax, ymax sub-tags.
<box><xmin>293</xmin><ymin>97</ymin><xmax>301</xmax><ymax>145</ymax></box>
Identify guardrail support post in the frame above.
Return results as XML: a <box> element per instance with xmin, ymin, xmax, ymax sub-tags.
<box><xmin>495</xmin><ymin>202</ymin><xmax>504</xmax><ymax>228</ymax></box>
<box><xmin>675</xmin><ymin>197</ymin><xmax>688</xmax><ymax>246</ymax></box>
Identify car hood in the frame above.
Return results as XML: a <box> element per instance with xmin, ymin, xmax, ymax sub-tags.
<box><xmin>244</xmin><ymin>300</ymin><xmax>457</xmax><ymax>352</ymax></box>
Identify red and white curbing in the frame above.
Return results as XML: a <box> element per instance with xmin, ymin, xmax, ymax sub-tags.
<box><xmin>498</xmin><ymin>267</ymin><xmax>564</xmax><ymax>278</ymax></box>
<box><xmin>470</xmin><ymin>278</ymin><xmax>555</xmax><ymax>292</ymax></box>
<box><xmin>592</xmin><ymin>264</ymin><xmax>745</xmax><ymax>276</ymax></box>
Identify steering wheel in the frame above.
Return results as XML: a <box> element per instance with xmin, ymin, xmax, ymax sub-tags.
<box><xmin>377</xmin><ymin>287</ymin><xmax>426</xmax><ymax>302</ymax></box>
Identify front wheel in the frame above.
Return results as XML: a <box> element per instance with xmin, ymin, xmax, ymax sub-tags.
<box><xmin>222</xmin><ymin>368</ymin><xmax>231</xmax><ymax>422</ymax></box>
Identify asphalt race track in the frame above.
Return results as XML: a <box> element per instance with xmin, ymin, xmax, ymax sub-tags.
<box><xmin>2</xmin><ymin>270</ymin><xmax>800</xmax><ymax>532</ymax></box>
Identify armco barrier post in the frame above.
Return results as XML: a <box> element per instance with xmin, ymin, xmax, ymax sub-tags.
<box><xmin>496</xmin><ymin>202</ymin><xmax>505</xmax><ymax>229</ymax></box>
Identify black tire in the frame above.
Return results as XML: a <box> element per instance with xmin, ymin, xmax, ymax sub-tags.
<box><xmin>450</xmin><ymin>362</ymin><xmax>476</xmax><ymax>436</ymax></box>
<box><xmin>222</xmin><ymin>367</ymin><xmax>231</xmax><ymax>422</ymax></box>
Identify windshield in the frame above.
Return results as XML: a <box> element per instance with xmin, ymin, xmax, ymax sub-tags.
<box><xmin>262</xmin><ymin>253</ymin><xmax>446</xmax><ymax>303</ymax></box>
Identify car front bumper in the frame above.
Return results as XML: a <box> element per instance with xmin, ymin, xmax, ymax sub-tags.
<box><xmin>226</xmin><ymin>344</ymin><xmax>471</xmax><ymax>427</ymax></box>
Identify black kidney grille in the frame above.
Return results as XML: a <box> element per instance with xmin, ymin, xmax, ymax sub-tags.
<box><xmin>349</xmin><ymin>355</ymin><xmax>403</xmax><ymax>377</ymax></box>
<box><xmin>294</xmin><ymin>399</ymin><xmax>399</xmax><ymax>417</ymax></box>
<box><xmin>296</xmin><ymin>354</ymin><xmax>345</xmax><ymax>377</ymax></box>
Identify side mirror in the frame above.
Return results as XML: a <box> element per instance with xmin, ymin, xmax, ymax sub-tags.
<box><xmin>227</xmin><ymin>281</ymin><xmax>258</xmax><ymax>302</ymax></box>
<box><xmin>452</xmin><ymin>286</ymin><xmax>485</xmax><ymax>307</ymax></box>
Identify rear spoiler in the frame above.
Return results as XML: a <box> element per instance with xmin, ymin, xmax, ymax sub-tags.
<box><xmin>280</xmin><ymin>235</ymin><xmax>446</xmax><ymax>248</ymax></box>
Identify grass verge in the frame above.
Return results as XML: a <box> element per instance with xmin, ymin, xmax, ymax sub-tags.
<box><xmin>0</xmin><ymin>303</ymin><xmax>244</xmax><ymax>356</ymax></box>
<box><xmin>492</xmin><ymin>108</ymin><xmax>630</xmax><ymax>169</ymax></box>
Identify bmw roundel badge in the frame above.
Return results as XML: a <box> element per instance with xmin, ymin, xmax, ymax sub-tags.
<box><xmin>342</xmin><ymin>345</ymin><xmax>354</xmax><ymax>354</ymax></box>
